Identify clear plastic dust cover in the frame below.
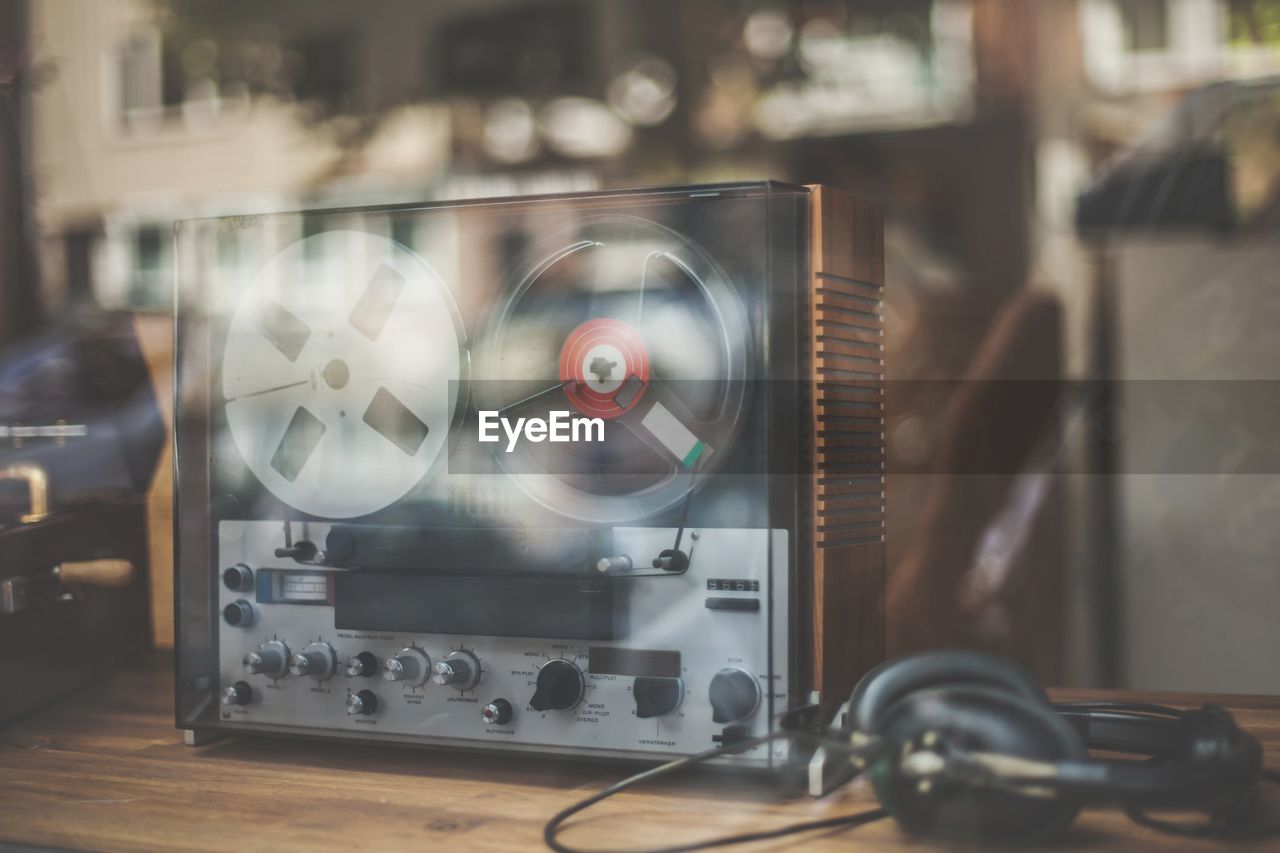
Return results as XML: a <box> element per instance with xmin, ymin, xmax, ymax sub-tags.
<box><xmin>174</xmin><ymin>183</ymin><xmax>835</xmax><ymax>762</ymax></box>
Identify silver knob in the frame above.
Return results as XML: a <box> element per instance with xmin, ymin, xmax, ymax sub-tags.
<box><xmin>595</xmin><ymin>555</ymin><xmax>633</xmax><ymax>573</ymax></box>
<box><xmin>221</xmin><ymin>681</ymin><xmax>252</xmax><ymax>706</ymax></box>
<box><xmin>431</xmin><ymin>651</ymin><xmax>480</xmax><ymax>690</ymax></box>
<box><xmin>346</xmin><ymin>689</ymin><xmax>378</xmax><ymax>716</ymax></box>
<box><xmin>288</xmin><ymin>641</ymin><xmax>336</xmax><ymax>680</ymax></box>
<box><xmin>243</xmin><ymin>640</ymin><xmax>290</xmax><ymax>679</ymax></box>
<box><xmin>346</xmin><ymin>651</ymin><xmax>378</xmax><ymax>678</ymax></box>
<box><xmin>481</xmin><ymin>698</ymin><xmax>514</xmax><ymax>725</ymax></box>
<box><xmin>382</xmin><ymin>647</ymin><xmax>431</xmax><ymax>686</ymax></box>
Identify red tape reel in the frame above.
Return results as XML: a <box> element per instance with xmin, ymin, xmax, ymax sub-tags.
<box><xmin>558</xmin><ymin>318</ymin><xmax>651</xmax><ymax>419</ymax></box>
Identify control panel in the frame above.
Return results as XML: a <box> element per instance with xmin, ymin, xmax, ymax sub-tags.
<box><xmin>215</xmin><ymin>522</ymin><xmax>789</xmax><ymax>761</ymax></box>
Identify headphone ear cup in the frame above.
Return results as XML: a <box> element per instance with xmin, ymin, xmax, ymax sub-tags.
<box><xmin>1158</xmin><ymin>705</ymin><xmax>1264</xmax><ymax>810</ymax></box>
<box><xmin>850</xmin><ymin>650</ymin><xmax>1049</xmax><ymax>734</ymax></box>
<box><xmin>872</xmin><ymin>686</ymin><xmax>1086</xmax><ymax>845</ymax></box>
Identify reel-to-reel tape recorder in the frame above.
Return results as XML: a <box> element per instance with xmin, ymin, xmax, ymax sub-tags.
<box><xmin>174</xmin><ymin>182</ymin><xmax>884</xmax><ymax>764</ymax></box>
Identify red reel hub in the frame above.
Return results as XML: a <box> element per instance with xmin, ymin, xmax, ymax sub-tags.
<box><xmin>558</xmin><ymin>318</ymin><xmax>651</xmax><ymax>419</ymax></box>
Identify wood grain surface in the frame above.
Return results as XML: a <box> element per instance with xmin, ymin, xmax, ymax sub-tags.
<box><xmin>804</xmin><ymin>185</ymin><xmax>886</xmax><ymax>714</ymax></box>
<box><xmin>1</xmin><ymin>657</ymin><xmax>1277</xmax><ymax>852</ymax></box>
<box><xmin>132</xmin><ymin>312</ymin><xmax>175</xmax><ymax>651</ymax></box>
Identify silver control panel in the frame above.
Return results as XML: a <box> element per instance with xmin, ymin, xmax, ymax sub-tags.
<box><xmin>216</xmin><ymin>522</ymin><xmax>790</xmax><ymax>761</ymax></box>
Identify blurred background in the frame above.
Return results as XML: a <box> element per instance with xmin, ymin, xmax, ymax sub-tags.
<box><xmin>2</xmin><ymin>0</ymin><xmax>1278</xmax><ymax>697</ymax></box>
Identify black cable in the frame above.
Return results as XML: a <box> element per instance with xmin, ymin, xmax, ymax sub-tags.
<box><xmin>543</xmin><ymin>730</ymin><xmax>888</xmax><ymax>853</ymax></box>
<box><xmin>547</xmin><ymin>808</ymin><xmax>889</xmax><ymax>853</ymax></box>
<box><xmin>1125</xmin><ymin>807</ymin><xmax>1280</xmax><ymax>840</ymax></box>
<box><xmin>1123</xmin><ymin>763</ymin><xmax>1280</xmax><ymax>840</ymax></box>
<box><xmin>544</xmin><ymin>710</ymin><xmax>1280</xmax><ymax>851</ymax></box>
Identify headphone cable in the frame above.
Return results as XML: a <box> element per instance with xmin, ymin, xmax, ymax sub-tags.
<box><xmin>1124</xmin><ymin>766</ymin><xmax>1280</xmax><ymax>840</ymax></box>
<box><xmin>1126</xmin><ymin>806</ymin><xmax>1280</xmax><ymax>840</ymax></box>
<box><xmin>544</xmin><ymin>722</ymin><xmax>1280</xmax><ymax>850</ymax></box>
<box><xmin>543</xmin><ymin>730</ymin><xmax>888</xmax><ymax>853</ymax></box>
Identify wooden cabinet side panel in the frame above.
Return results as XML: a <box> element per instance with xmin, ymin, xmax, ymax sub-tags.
<box><xmin>805</xmin><ymin>185</ymin><xmax>886</xmax><ymax>712</ymax></box>
<box><xmin>135</xmin><ymin>312</ymin><xmax>174</xmax><ymax>650</ymax></box>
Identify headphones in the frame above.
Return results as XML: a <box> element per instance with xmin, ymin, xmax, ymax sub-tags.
<box><xmin>545</xmin><ymin>650</ymin><xmax>1274</xmax><ymax>853</ymax></box>
<box><xmin>841</xmin><ymin>650</ymin><xmax>1267</xmax><ymax>844</ymax></box>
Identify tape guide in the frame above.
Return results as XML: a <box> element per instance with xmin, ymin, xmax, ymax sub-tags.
<box><xmin>174</xmin><ymin>182</ymin><xmax>885</xmax><ymax>763</ymax></box>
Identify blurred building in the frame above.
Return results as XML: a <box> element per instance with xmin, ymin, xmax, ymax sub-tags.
<box><xmin>29</xmin><ymin>0</ymin><xmax>1278</xmax><ymax>334</ymax></box>
<box><xmin>30</xmin><ymin>0</ymin><xmax>992</xmax><ymax>311</ymax></box>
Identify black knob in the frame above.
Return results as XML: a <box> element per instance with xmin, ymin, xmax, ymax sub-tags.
<box><xmin>633</xmin><ymin>676</ymin><xmax>683</xmax><ymax>718</ymax></box>
<box><xmin>274</xmin><ymin>540</ymin><xmax>317</xmax><ymax>562</ymax></box>
<box><xmin>222</xmin><ymin>563</ymin><xmax>254</xmax><ymax>592</ymax></box>
<box><xmin>346</xmin><ymin>689</ymin><xmax>378</xmax><ymax>716</ymax></box>
<box><xmin>222</xmin><ymin>599</ymin><xmax>254</xmax><ymax>627</ymax></box>
<box><xmin>482</xmin><ymin>698</ymin><xmax>514</xmax><ymax>725</ymax></box>
<box><xmin>651</xmin><ymin>548</ymin><xmax>689</xmax><ymax>572</ymax></box>
<box><xmin>709</xmin><ymin>668</ymin><xmax>760</xmax><ymax>723</ymax></box>
<box><xmin>325</xmin><ymin>526</ymin><xmax>355</xmax><ymax>562</ymax></box>
<box><xmin>529</xmin><ymin>659</ymin><xmax>584</xmax><ymax>711</ymax></box>
<box><xmin>346</xmin><ymin>651</ymin><xmax>378</xmax><ymax>678</ymax></box>
<box><xmin>222</xmin><ymin>681</ymin><xmax>252</xmax><ymax>706</ymax></box>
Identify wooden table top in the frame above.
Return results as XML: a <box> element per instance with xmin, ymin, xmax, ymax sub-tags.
<box><xmin>1</xmin><ymin>656</ymin><xmax>1278</xmax><ymax>852</ymax></box>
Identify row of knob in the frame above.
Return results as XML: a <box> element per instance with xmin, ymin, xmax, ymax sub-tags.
<box><xmin>239</xmin><ymin>641</ymin><xmax>481</xmax><ymax>691</ymax></box>
<box><xmin>223</xmin><ymin>680</ymin><xmax>518</xmax><ymax>727</ymax></box>
<box><xmin>221</xmin><ymin>683</ymin><xmax>382</xmax><ymax>717</ymax></box>
<box><xmin>233</xmin><ymin>642</ymin><xmax>762</xmax><ymax>723</ymax></box>
<box><xmin>239</xmin><ymin>642</ymin><xmax>579</xmax><ymax>708</ymax></box>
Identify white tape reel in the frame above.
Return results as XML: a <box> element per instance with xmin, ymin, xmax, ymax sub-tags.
<box><xmin>222</xmin><ymin>230</ymin><xmax>462</xmax><ymax>519</ymax></box>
